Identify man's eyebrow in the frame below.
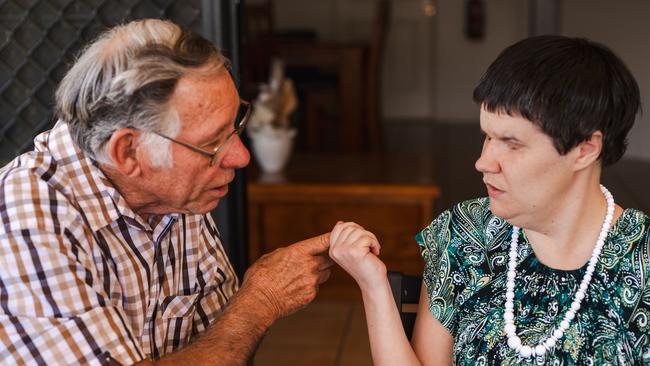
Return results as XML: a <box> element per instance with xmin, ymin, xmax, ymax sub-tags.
<box><xmin>200</xmin><ymin>100</ymin><xmax>243</xmax><ymax>146</ymax></box>
<box><xmin>201</xmin><ymin>124</ymin><xmax>231</xmax><ymax>147</ymax></box>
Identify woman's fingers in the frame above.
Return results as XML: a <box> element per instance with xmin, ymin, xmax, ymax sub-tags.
<box><xmin>330</xmin><ymin>221</ymin><xmax>381</xmax><ymax>261</ymax></box>
<box><xmin>331</xmin><ymin>222</ymin><xmax>363</xmax><ymax>247</ymax></box>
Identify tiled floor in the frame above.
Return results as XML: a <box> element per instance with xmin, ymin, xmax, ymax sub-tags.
<box><xmin>252</xmin><ymin>122</ymin><xmax>650</xmax><ymax>365</ymax></box>
<box><xmin>253</xmin><ymin>299</ymin><xmax>372</xmax><ymax>366</ymax></box>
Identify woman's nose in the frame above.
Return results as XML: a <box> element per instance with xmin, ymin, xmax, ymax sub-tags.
<box><xmin>475</xmin><ymin>139</ymin><xmax>499</xmax><ymax>174</ymax></box>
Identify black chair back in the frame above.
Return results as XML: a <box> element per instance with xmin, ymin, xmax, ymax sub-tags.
<box><xmin>387</xmin><ymin>271</ymin><xmax>423</xmax><ymax>340</ymax></box>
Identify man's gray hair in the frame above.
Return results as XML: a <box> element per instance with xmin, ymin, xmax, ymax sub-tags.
<box><xmin>55</xmin><ymin>19</ymin><xmax>228</xmax><ymax>167</ymax></box>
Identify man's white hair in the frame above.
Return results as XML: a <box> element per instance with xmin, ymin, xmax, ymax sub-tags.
<box><xmin>55</xmin><ymin>19</ymin><xmax>228</xmax><ymax>168</ymax></box>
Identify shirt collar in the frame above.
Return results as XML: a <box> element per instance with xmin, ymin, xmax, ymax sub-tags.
<box><xmin>36</xmin><ymin>120</ymin><xmax>176</xmax><ymax>232</ymax></box>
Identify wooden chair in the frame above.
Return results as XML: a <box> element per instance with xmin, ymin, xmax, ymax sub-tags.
<box><xmin>387</xmin><ymin>271</ymin><xmax>422</xmax><ymax>340</ymax></box>
<box><xmin>242</xmin><ymin>1</ymin><xmax>275</xmax><ymax>97</ymax></box>
<box><xmin>364</xmin><ymin>0</ymin><xmax>391</xmax><ymax>151</ymax></box>
<box><xmin>299</xmin><ymin>0</ymin><xmax>391</xmax><ymax>152</ymax></box>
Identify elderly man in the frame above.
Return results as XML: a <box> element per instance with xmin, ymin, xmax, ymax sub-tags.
<box><xmin>0</xmin><ymin>19</ymin><xmax>332</xmax><ymax>365</ymax></box>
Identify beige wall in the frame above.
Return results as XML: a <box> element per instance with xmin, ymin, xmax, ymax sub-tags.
<box><xmin>273</xmin><ymin>0</ymin><xmax>650</xmax><ymax>160</ymax></box>
<box><xmin>433</xmin><ymin>0</ymin><xmax>528</xmax><ymax>122</ymax></box>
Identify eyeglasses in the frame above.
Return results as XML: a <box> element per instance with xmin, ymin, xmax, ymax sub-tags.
<box><xmin>154</xmin><ymin>100</ymin><xmax>251</xmax><ymax>166</ymax></box>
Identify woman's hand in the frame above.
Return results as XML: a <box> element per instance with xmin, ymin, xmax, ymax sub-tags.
<box><xmin>329</xmin><ymin>221</ymin><xmax>387</xmax><ymax>290</ymax></box>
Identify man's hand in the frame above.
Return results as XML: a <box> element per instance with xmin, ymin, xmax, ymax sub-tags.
<box><xmin>147</xmin><ymin>233</ymin><xmax>333</xmax><ymax>366</ymax></box>
<box><xmin>240</xmin><ymin>233</ymin><xmax>333</xmax><ymax>322</ymax></box>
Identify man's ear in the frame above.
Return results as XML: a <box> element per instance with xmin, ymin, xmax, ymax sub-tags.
<box><xmin>105</xmin><ymin>128</ymin><xmax>143</xmax><ymax>177</ymax></box>
<box><xmin>574</xmin><ymin>130</ymin><xmax>603</xmax><ymax>170</ymax></box>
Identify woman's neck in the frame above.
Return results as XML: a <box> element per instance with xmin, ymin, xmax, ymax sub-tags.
<box><xmin>523</xmin><ymin>183</ymin><xmax>623</xmax><ymax>270</ymax></box>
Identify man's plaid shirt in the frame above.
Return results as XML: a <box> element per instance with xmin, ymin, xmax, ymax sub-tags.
<box><xmin>0</xmin><ymin>121</ymin><xmax>239</xmax><ymax>365</ymax></box>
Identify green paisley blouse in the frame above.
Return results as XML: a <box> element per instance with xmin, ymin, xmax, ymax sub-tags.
<box><xmin>416</xmin><ymin>198</ymin><xmax>650</xmax><ymax>365</ymax></box>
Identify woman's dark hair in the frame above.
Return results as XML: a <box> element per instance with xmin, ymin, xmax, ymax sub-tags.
<box><xmin>473</xmin><ymin>35</ymin><xmax>640</xmax><ymax>166</ymax></box>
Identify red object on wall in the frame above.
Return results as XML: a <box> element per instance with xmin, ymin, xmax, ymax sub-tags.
<box><xmin>465</xmin><ymin>0</ymin><xmax>485</xmax><ymax>40</ymax></box>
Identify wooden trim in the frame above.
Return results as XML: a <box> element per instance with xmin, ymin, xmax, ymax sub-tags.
<box><xmin>249</xmin><ymin>183</ymin><xmax>440</xmax><ymax>199</ymax></box>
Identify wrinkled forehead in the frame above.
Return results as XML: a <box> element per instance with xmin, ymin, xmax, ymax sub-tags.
<box><xmin>171</xmin><ymin>68</ymin><xmax>239</xmax><ymax>133</ymax></box>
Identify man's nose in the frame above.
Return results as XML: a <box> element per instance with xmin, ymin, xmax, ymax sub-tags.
<box><xmin>221</xmin><ymin>135</ymin><xmax>250</xmax><ymax>169</ymax></box>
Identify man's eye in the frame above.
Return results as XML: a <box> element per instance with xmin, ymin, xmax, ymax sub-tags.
<box><xmin>203</xmin><ymin>137</ymin><xmax>223</xmax><ymax>149</ymax></box>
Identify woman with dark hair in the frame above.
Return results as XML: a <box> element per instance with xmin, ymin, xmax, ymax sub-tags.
<box><xmin>329</xmin><ymin>36</ymin><xmax>649</xmax><ymax>365</ymax></box>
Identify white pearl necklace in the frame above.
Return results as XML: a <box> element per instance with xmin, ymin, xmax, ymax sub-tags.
<box><xmin>503</xmin><ymin>185</ymin><xmax>614</xmax><ymax>361</ymax></box>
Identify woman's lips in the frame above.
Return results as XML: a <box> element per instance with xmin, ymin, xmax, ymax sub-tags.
<box><xmin>485</xmin><ymin>183</ymin><xmax>504</xmax><ymax>197</ymax></box>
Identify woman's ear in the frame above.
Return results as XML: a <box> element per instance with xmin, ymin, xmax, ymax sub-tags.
<box><xmin>105</xmin><ymin>128</ymin><xmax>143</xmax><ymax>177</ymax></box>
<box><xmin>574</xmin><ymin>130</ymin><xmax>603</xmax><ymax>170</ymax></box>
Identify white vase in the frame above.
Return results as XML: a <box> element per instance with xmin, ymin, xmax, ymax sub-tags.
<box><xmin>248</xmin><ymin>127</ymin><xmax>297</xmax><ymax>173</ymax></box>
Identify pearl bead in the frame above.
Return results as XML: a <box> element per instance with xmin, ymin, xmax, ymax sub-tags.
<box><xmin>508</xmin><ymin>336</ymin><xmax>522</xmax><ymax>350</ymax></box>
<box><xmin>501</xmin><ymin>185</ymin><xmax>613</xmax><ymax>361</ymax></box>
<box><xmin>566</xmin><ymin>310</ymin><xmax>575</xmax><ymax>320</ymax></box>
<box><xmin>560</xmin><ymin>319</ymin><xmax>570</xmax><ymax>330</ymax></box>
<box><xmin>545</xmin><ymin>337</ymin><xmax>556</xmax><ymax>349</ymax></box>
<box><xmin>570</xmin><ymin>301</ymin><xmax>581</xmax><ymax>312</ymax></box>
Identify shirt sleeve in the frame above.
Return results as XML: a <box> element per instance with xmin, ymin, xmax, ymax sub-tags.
<box><xmin>0</xmin><ymin>229</ymin><xmax>145</xmax><ymax>365</ymax></box>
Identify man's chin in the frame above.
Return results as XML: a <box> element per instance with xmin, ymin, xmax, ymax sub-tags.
<box><xmin>195</xmin><ymin>199</ymin><xmax>222</xmax><ymax>214</ymax></box>
<box><xmin>183</xmin><ymin>187</ymin><xmax>230</xmax><ymax>215</ymax></box>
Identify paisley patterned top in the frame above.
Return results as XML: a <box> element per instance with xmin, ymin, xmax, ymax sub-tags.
<box><xmin>416</xmin><ymin>198</ymin><xmax>650</xmax><ymax>365</ymax></box>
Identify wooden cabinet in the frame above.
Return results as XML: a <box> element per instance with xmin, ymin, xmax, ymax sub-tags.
<box><xmin>247</xmin><ymin>154</ymin><xmax>440</xmax><ymax>300</ymax></box>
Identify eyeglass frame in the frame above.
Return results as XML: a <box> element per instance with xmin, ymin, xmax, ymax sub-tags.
<box><xmin>152</xmin><ymin>100</ymin><xmax>251</xmax><ymax>166</ymax></box>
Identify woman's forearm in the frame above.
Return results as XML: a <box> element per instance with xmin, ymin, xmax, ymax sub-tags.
<box><xmin>359</xmin><ymin>278</ymin><xmax>422</xmax><ymax>366</ymax></box>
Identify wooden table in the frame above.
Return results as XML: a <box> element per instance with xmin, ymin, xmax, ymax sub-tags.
<box><xmin>247</xmin><ymin>153</ymin><xmax>440</xmax><ymax>300</ymax></box>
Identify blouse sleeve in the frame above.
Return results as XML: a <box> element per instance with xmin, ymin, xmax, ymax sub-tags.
<box><xmin>416</xmin><ymin>209</ymin><xmax>460</xmax><ymax>334</ymax></box>
<box><xmin>415</xmin><ymin>198</ymin><xmax>492</xmax><ymax>336</ymax></box>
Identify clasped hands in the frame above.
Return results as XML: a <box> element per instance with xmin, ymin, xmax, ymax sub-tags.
<box><xmin>240</xmin><ymin>222</ymin><xmax>383</xmax><ymax>322</ymax></box>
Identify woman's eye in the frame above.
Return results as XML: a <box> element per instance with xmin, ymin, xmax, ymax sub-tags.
<box><xmin>505</xmin><ymin>141</ymin><xmax>520</xmax><ymax>150</ymax></box>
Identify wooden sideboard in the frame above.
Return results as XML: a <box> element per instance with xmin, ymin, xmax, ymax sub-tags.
<box><xmin>247</xmin><ymin>153</ymin><xmax>440</xmax><ymax>300</ymax></box>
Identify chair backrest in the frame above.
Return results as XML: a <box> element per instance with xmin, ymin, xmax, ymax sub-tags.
<box><xmin>387</xmin><ymin>271</ymin><xmax>422</xmax><ymax>340</ymax></box>
<box><xmin>365</xmin><ymin>0</ymin><xmax>391</xmax><ymax>151</ymax></box>
<box><xmin>242</xmin><ymin>1</ymin><xmax>275</xmax><ymax>93</ymax></box>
